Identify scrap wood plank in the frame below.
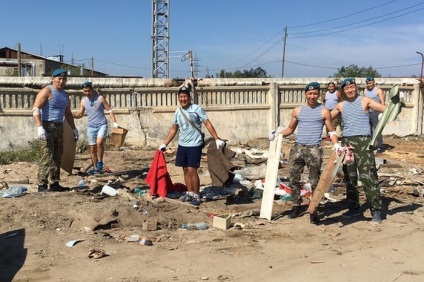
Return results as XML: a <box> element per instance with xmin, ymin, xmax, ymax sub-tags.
<box><xmin>259</xmin><ymin>134</ymin><xmax>283</xmax><ymax>221</ymax></box>
<box><xmin>307</xmin><ymin>151</ymin><xmax>346</xmax><ymax>214</ymax></box>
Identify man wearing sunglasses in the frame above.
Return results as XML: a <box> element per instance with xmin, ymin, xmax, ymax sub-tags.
<box><xmin>74</xmin><ymin>81</ymin><xmax>119</xmax><ymax>174</ymax></box>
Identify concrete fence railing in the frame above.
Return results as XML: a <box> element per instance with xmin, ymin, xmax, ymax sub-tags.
<box><xmin>0</xmin><ymin>77</ymin><xmax>420</xmax><ymax>151</ymax></box>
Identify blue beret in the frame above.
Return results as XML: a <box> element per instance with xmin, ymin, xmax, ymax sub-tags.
<box><xmin>82</xmin><ymin>81</ymin><xmax>93</xmax><ymax>88</ymax></box>
<box><xmin>52</xmin><ymin>68</ymin><xmax>67</xmax><ymax>77</ymax></box>
<box><xmin>365</xmin><ymin>76</ymin><xmax>374</xmax><ymax>82</ymax></box>
<box><xmin>178</xmin><ymin>86</ymin><xmax>191</xmax><ymax>95</ymax></box>
<box><xmin>341</xmin><ymin>78</ymin><xmax>356</xmax><ymax>88</ymax></box>
<box><xmin>304</xmin><ymin>82</ymin><xmax>320</xmax><ymax>91</ymax></box>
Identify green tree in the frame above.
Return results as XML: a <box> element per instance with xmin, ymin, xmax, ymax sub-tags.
<box><xmin>216</xmin><ymin>67</ymin><xmax>270</xmax><ymax>78</ymax></box>
<box><xmin>332</xmin><ymin>64</ymin><xmax>381</xmax><ymax>78</ymax></box>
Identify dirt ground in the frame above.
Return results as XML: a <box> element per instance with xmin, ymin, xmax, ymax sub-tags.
<box><xmin>1</xmin><ymin>136</ymin><xmax>424</xmax><ymax>282</ymax></box>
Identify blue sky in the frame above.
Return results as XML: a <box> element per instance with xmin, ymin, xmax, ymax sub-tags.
<box><xmin>1</xmin><ymin>0</ymin><xmax>424</xmax><ymax>78</ymax></box>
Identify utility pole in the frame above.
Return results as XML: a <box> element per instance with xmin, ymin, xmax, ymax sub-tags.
<box><xmin>416</xmin><ymin>51</ymin><xmax>424</xmax><ymax>81</ymax></box>
<box><xmin>91</xmin><ymin>57</ymin><xmax>94</xmax><ymax>76</ymax></box>
<box><xmin>17</xmin><ymin>43</ymin><xmax>22</xmax><ymax>77</ymax></box>
<box><xmin>281</xmin><ymin>27</ymin><xmax>288</xmax><ymax>78</ymax></box>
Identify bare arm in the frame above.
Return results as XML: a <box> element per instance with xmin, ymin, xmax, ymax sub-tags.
<box><xmin>73</xmin><ymin>99</ymin><xmax>85</xmax><ymax>119</ymax></box>
<box><xmin>163</xmin><ymin>124</ymin><xmax>179</xmax><ymax>145</ymax></box>
<box><xmin>322</xmin><ymin>108</ymin><xmax>338</xmax><ymax>144</ymax></box>
<box><xmin>364</xmin><ymin>96</ymin><xmax>386</xmax><ymax>112</ymax></box>
<box><xmin>33</xmin><ymin>87</ymin><xmax>50</xmax><ymax>127</ymax></box>
<box><xmin>64</xmin><ymin>103</ymin><xmax>77</xmax><ymax>130</ymax></box>
<box><xmin>330</xmin><ymin>102</ymin><xmax>342</xmax><ymax>119</ymax></box>
<box><xmin>279</xmin><ymin>106</ymin><xmax>299</xmax><ymax>137</ymax></box>
<box><xmin>99</xmin><ymin>96</ymin><xmax>117</xmax><ymax>123</ymax></box>
<box><xmin>377</xmin><ymin>88</ymin><xmax>385</xmax><ymax>105</ymax></box>
<box><xmin>203</xmin><ymin>119</ymin><xmax>219</xmax><ymax>140</ymax></box>
<box><xmin>336</xmin><ymin>91</ymin><xmax>344</xmax><ymax>102</ymax></box>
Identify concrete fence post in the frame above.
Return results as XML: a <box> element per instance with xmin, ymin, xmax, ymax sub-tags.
<box><xmin>268</xmin><ymin>82</ymin><xmax>280</xmax><ymax>132</ymax></box>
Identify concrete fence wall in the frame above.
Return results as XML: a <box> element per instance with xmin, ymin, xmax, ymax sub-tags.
<box><xmin>0</xmin><ymin>77</ymin><xmax>420</xmax><ymax>151</ymax></box>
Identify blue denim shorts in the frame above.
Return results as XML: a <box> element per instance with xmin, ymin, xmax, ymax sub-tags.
<box><xmin>87</xmin><ymin>124</ymin><xmax>108</xmax><ymax>145</ymax></box>
<box><xmin>175</xmin><ymin>145</ymin><xmax>202</xmax><ymax>168</ymax></box>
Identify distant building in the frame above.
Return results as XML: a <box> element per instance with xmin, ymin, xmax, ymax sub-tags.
<box><xmin>0</xmin><ymin>47</ymin><xmax>107</xmax><ymax>77</ymax></box>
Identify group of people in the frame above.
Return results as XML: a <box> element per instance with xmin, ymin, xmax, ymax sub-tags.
<box><xmin>270</xmin><ymin>78</ymin><xmax>386</xmax><ymax>225</ymax></box>
<box><xmin>32</xmin><ymin>69</ymin><xmax>119</xmax><ymax>192</ymax></box>
<box><xmin>32</xmin><ymin>68</ymin><xmax>387</xmax><ymax>222</ymax></box>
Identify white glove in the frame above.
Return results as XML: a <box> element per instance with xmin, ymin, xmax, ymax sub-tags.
<box><xmin>216</xmin><ymin>139</ymin><xmax>225</xmax><ymax>150</ymax></box>
<box><xmin>268</xmin><ymin>131</ymin><xmax>276</xmax><ymax>141</ymax></box>
<box><xmin>378</xmin><ymin>113</ymin><xmax>382</xmax><ymax>120</ymax></box>
<box><xmin>399</xmin><ymin>91</ymin><xmax>405</xmax><ymax>99</ymax></box>
<box><xmin>113</xmin><ymin>122</ymin><xmax>119</xmax><ymax>128</ymax></box>
<box><xmin>159</xmin><ymin>144</ymin><xmax>166</xmax><ymax>151</ymax></box>
<box><xmin>72</xmin><ymin>128</ymin><xmax>79</xmax><ymax>141</ymax></box>
<box><xmin>37</xmin><ymin>126</ymin><xmax>47</xmax><ymax>140</ymax></box>
<box><xmin>334</xmin><ymin>143</ymin><xmax>343</xmax><ymax>155</ymax></box>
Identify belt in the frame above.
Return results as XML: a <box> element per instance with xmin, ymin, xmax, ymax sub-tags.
<box><xmin>295</xmin><ymin>143</ymin><xmax>320</xmax><ymax>148</ymax></box>
<box><xmin>42</xmin><ymin>120</ymin><xmax>63</xmax><ymax>126</ymax></box>
<box><xmin>343</xmin><ymin>135</ymin><xmax>371</xmax><ymax>138</ymax></box>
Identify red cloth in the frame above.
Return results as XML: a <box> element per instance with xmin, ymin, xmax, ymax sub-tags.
<box><xmin>145</xmin><ymin>150</ymin><xmax>173</xmax><ymax>197</ymax></box>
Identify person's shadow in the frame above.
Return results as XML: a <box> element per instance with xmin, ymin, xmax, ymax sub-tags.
<box><xmin>0</xmin><ymin>228</ymin><xmax>27</xmax><ymax>282</ymax></box>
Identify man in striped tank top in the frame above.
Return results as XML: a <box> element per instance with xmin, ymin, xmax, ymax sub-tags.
<box><xmin>364</xmin><ymin>76</ymin><xmax>385</xmax><ymax>153</ymax></box>
<box><xmin>270</xmin><ymin>82</ymin><xmax>342</xmax><ymax>224</ymax></box>
<box><xmin>331</xmin><ymin>78</ymin><xmax>386</xmax><ymax>224</ymax></box>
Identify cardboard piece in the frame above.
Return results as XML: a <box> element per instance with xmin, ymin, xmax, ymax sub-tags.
<box><xmin>111</xmin><ymin>127</ymin><xmax>128</xmax><ymax>147</ymax></box>
<box><xmin>60</xmin><ymin>120</ymin><xmax>76</xmax><ymax>174</ymax></box>
<box><xmin>259</xmin><ymin>134</ymin><xmax>283</xmax><ymax>221</ymax></box>
<box><xmin>307</xmin><ymin>151</ymin><xmax>346</xmax><ymax>214</ymax></box>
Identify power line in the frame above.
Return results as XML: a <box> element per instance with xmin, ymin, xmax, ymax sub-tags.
<box><xmin>290</xmin><ymin>2</ymin><xmax>424</xmax><ymax>36</ymax></box>
<box><xmin>288</xmin><ymin>0</ymin><xmax>398</xmax><ymax>29</ymax></box>
<box><xmin>290</xmin><ymin>6</ymin><xmax>424</xmax><ymax>39</ymax></box>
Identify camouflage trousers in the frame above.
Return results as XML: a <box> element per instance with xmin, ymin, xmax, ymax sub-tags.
<box><xmin>37</xmin><ymin>121</ymin><xmax>64</xmax><ymax>185</ymax></box>
<box><xmin>289</xmin><ymin>144</ymin><xmax>322</xmax><ymax>205</ymax></box>
<box><xmin>341</xmin><ymin>136</ymin><xmax>382</xmax><ymax>211</ymax></box>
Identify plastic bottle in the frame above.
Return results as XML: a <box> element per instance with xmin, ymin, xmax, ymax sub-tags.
<box><xmin>0</xmin><ymin>187</ymin><xmax>27</xmax><ymax>198</ymax></box>
<box><xmin>181</xmin><ymin>222</ymin><xmax>208</xmax><ymax>230</ymax></box>
<box><xmin>79</xmin><ymin>179</ymin><xmax>85</xmax><ymax>187</ymax></box>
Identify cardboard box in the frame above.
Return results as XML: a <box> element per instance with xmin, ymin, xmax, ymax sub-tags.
<box><xmin>213</xmin><ymin>216</ymin><xmax>231</xmax><ymax>230</ymax></box>
<box><xmin>111</xmin><ymin>127</ymin><xmax>128</xmax><ymax>147</ymax></box>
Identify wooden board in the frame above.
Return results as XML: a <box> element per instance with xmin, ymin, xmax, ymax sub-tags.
<box><xmin>307</xmin><ymin>151</ymin><xmax>346</xmax><ymax>214</ymax></box>
<box><xmin>60</xmin><ymin>120</ymin><xmax>76</xmax><ymax>174</ymax></box>
<box><xmin>259</xmin><ymin>134</ymin><xmax>283</xmax><ymax>221</ymax></box>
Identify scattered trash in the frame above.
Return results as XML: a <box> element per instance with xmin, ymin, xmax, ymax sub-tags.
<box><xmin>88</xmin><ymin>248</ymin><xmax>107</xmax><ymax>259</ymax></box>
<box><xmin>124</xmin><ymin>234</ymin><xmax>153</xmax><ymax>246</ymax></box>
<box><xmin>66</xmin><ymin>239</ymin><xmax>85</xmax><ymax>247</ymax></box>
<box><xmin>101</xmin><ymin>185</ymin><xmax>117</xmax><ymax>196</ymax></box>
<box><xmin>181</xmin><ymin>222</ymin><xmax>208</xmax><ymax>230</ymax></box>
<box><xmin>0</xmin><ymin>186</ymin><xmax>27</xmax><ymax>198</ymax></box>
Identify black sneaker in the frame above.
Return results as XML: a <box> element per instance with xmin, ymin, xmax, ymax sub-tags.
<box><xmin>341</xmin><ymin>208</ymin><xmax>361</xmax><ymax>218</ymax></box>
<box><xmin>310</xmin><ymin>211</ymin><xmax>320</xmax><ymax>224</ymax></box>
<box><xmin>288</xmin><ymin>206</ymin><xmax>304</xmax><ymax>219</ymax></box>
<box><xmin>37</xmin><ymin>184</ymin><xmax>48</xmax><ymax>192</ymax></box>
<box><xmin>50</xmin><ymin>183</ymin><xmax>64</xmax><ymax>192</ymax></box>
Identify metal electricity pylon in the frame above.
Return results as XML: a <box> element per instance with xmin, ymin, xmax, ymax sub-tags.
<box><xmin>152</xmin><ymin>0</ymin><xmax>170</xmax><ymax>78</ymax></box>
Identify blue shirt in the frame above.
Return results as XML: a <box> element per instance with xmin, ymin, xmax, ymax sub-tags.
<box><xmin>296</xmin><ymin>104</ymin><xmax>325</xmax><ymax>146</ymax></box>
<box><xmin>41</xmin><ymin>85</ymin><xmax>69</xmax><ymax>123</ymax></box>
<box><xmin>342</xmin><ymin>96</ymin><xmax>371</xmax><ymax>137</ymax></box>
<box><xmin>173</xmin><ymin>104</ymin><xmax>208</xmax><ymax>147</ymax></box>
<box><xmin>83</xmin><ymin>93</ymin><xmax>107</xmax><ymax>127</ymax></box>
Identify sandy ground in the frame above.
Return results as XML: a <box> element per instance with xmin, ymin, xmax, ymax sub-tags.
<box><xmin>1</xmin><ymin>136</ymin><xmax>424</xmax><ymax>282</ymax></box>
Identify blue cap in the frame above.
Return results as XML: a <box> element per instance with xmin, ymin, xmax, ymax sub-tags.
<box><xmin>178</xmin><ymin>86</ymin><xmax>191</xmax><ymax>95</ymax></box>
<box><xmin>365</xmin><ymin>76</ymin><xmax>374</xmax><ymax>82</ymax></box>
<box><xmin>341</xmin><ymin>78</ymin><xmax>356</xmax><ymax>88</ymax></box>
<box><xmin>82</xmin><ymin>81</ymin><xmax>93</xmax><ymax>88</ymax></box>
<box><xmin>304</xmin><ymin>82</ymin><xmax>320</xmax><ymax>91</ymax></box>
<box><xmin>52</xmin><ymin>68</ymin><xmax>67</xmax><ymax>77</ymax></box>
